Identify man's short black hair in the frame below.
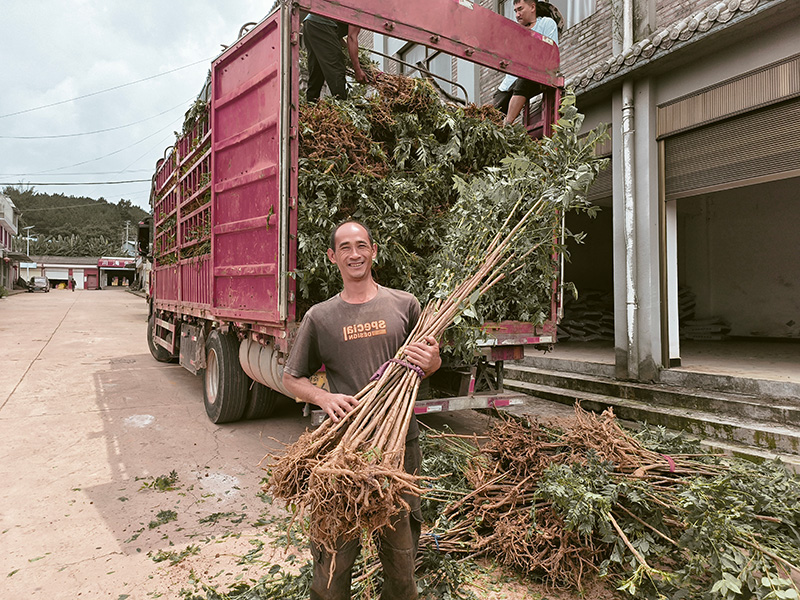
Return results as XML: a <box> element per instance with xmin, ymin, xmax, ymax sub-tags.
<box><xmin>329</xmin><ymin>219</ymin><xmax>375</xmax><ymax>250</ymax></box>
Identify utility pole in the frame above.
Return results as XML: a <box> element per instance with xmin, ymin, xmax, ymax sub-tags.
<box><xmin>22</xmin><ymin>225</ymin><xmax>34</xmax><ymax>279</ymax></box>
<box><xmin>124</xmin><ymin>220</ymin><xmax>131</xmax><ymax>251</ymax></box>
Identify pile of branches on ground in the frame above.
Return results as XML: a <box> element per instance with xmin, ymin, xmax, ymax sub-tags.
<box><xmin>421</xmin><ymin>405</ymin><xmax>800</xmax><ymax>599</ymax></box>
<box><xmin>184</xmin><ymin>406</ymin><xmax>800</xmax><ymax>600</ymax></box>
<box><xmin>296</xmin><ymin>74</ymin><xmax>605</xmax><ymax>358</ymax></box>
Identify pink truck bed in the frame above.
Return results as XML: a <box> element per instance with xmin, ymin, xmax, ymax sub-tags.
<box><xmin>151</xmin><ymin>0</ymin><xmax>562</xmax><ymax>353</ymax></box>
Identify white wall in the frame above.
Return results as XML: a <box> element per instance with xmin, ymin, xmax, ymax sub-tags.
<box><xmin>678</xmin><ymin>177</ymin><xmax>800</xmax><ymax>338</ymax></box>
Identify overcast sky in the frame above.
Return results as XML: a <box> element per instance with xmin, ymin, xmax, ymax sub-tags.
<box><xmin>0</xmin><ymin>1</ymin><xmax>272</xmax><ymax>212</ymax></box>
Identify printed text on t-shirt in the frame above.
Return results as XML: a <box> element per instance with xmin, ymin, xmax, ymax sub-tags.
<box><xmin>343</xmin><ymin>320</ymin><xmax>387</xmax><ymax>341</ymax></box>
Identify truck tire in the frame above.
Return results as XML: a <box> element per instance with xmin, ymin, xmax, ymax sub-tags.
<box><xmin>147</xmin><ymin>312</ymin><xmax>174</xmax><ymax>363</ymax></box>
<box><xmin>243</xmin><ymin>382</ymin><xmax>287</xmax><ymax>420</ymax></box>
<box><xmin>203</xmin><ymin>329</ymin><xmax>248</xmax><ymax>423</ymax></box>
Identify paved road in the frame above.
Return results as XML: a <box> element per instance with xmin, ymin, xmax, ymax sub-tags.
<box><xmin>0</xmin><ymin>289</ymin><xmax>315</xmax><ymax>599</ymax></box>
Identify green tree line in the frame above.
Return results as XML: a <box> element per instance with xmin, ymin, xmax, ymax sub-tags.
<box><xmin>4</xmin><ymin>186</ymin><xmax>149</xmax><ymax>257</ymax></box>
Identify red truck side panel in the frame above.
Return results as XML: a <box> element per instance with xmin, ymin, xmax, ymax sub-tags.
<box><xmin>211</xmin><ymin>15</ymin><xmax>284</xmax><ymax>324</ymax></box>
<box><xmin>152</xmin><ymin>0</ymin><xmax>562</xmax><ymax>342</ymax></box>
<box><xmin>301</xmin><ymin>0</ymin><xmax>561</xmax><ymax>88</ymax></box>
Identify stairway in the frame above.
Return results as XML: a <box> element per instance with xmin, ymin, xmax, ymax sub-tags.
<box><xmin>503</xmin><ymin>355</ymin><xmax>800</xmax><ymax>471</ymax></box>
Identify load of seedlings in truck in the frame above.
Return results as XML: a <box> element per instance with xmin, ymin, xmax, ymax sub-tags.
<box><xmin>295</xmin><ymin>74</ymin><xmax>604</xmax><ymax>357</ymax></box>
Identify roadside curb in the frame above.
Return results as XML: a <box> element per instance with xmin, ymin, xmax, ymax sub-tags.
<box><xmin>1</xmin><ymin>288</ymin><xmax>29</xmax><ymax>298</ymax></box>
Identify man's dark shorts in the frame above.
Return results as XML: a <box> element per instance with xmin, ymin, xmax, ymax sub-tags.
<box><xmin>493</xmin><ymin>77</ymin><xmax>539</xmax><ymax>114</ymax></box>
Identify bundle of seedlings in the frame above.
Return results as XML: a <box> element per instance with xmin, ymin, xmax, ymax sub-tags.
<box><xmin>294</xmin><ymin>76</ymin><xmax>605</xmax><ymax>361</ymax></box>
<box><xmin>421</xmin><ymin>405</ymin><xmax>800</xmax><ymax>599</ymax></box>
<box><xmin>268</xmin><ymin>187</ymin><xmax>560</xmax><ymax>557</ymax></box>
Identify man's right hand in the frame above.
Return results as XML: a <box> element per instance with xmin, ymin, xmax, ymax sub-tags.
<box><xmin>283</xmin><ymin>372</ymin><xmax>358</xmax><ymax>423</ymax></box>
<box><xmin>353</xmin><ymin>66</ymin><xmax>368</xmax><ymax>84</ymax></box>
<box><xmin>318</xmin><ymin>392</ymin><xmax>359</xmax><ymax>423</ymax></box>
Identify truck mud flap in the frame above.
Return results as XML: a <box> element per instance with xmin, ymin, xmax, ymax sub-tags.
<box><xmin>179</xmin><ymin>324</ymin><xmax>206</xmax><ymax>375</ymax></box>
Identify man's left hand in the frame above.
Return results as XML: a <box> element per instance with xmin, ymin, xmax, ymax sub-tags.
<box><xmin>404</xmin><ymin>335</ymin><xmax>442</xmax><ymax>377</ymax></box>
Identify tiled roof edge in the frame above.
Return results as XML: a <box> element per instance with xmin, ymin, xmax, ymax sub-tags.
<box><xmin>565</xmin><ymin>0</ymin><xmax>765</xmax><ymax>91</ymax></box>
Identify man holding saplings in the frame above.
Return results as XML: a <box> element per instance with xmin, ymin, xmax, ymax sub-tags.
<box><xmin>283</xmin><ymin>220</ymin><xmax>442</xmax><ymax>600</ymax></box>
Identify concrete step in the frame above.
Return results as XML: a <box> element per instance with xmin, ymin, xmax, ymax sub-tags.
<box><xmin>519</xmin><ymin>353</ymin><xmax>616</xmax><ymax>379</ymax></box>
<box><xmin>504</xmin><ymin>364</ymin><xmax>800</xmax><ymax>427</ymax></box>
<box><xmin>519</xmin><ymin>352</ymin><xmax>800</xmax><ymax>401</ymax></box>
<box><xmin>659</xmin><ymin>369</ymin><xmax>800</xmax><ymax>402</ymax></box>
<box><xmin>503</xmin><ymin>377</ymin><xmax>800</xmax><ymax>457</ymax></box>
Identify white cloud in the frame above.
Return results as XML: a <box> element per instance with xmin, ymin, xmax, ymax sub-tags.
<box><xmin>0</xmin><ymin>1</ymin><xmax>266</xmax><ymax>210</ymax></box>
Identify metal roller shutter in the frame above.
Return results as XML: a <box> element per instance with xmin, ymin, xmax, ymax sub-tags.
<box><xmin>664</xmin><ymin>97</ymin><xmax>800</xmax><ymax>200</ymax></box>
<box><xmin>45</xmin><ymin>269</ymin><xmax>69</xmax><ymax>280</ymax></box>
<box><xmin>587</xmin><ymin>159</ymin><xmax>612</xmax><ymax>202</ymax></box>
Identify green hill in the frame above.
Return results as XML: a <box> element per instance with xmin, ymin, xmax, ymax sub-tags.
<box><xmin>4</xmin><ymin>186</ymin><xmax>149</xmax><ymax>257</ymax></box>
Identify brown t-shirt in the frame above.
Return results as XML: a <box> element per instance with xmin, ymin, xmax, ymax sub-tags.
<box><xmin>285</xmin><ymin>286</ymin><xmax>421</xmax><ymax>439</ymax></box>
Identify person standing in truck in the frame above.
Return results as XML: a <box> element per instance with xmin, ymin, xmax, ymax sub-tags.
<box><xmin>282</xmin><ymin>220</ymin><xmax>441</xmax><ymax>600</ymax></box>
<box><xmin>493</xmin><ymin>0</ymin><xmax>561</xmax><ymax>125</ymax></box>
<box><xmin>303</xmin><ymin>14</ymin><xmax>368</xmax><ymax>102</ymax></box>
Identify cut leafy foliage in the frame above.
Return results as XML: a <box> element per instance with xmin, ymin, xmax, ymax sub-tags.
<box><xmin>149</xmin><ymin>510</ymin><xmax>178</xmax><ymax>529</ymax></box>
<box><xmin>295</xmin><ymin>78</ymin><xmax>605</xmax><ymax>360</ymax></box>
<box><xmin>140</xmin><ymin>470</ymin><xmax>180</xmax><ymax>492</ymax></box>
<box><xmin>420</xmin><ymin>407</ymin><xmax>800</xmax><ymax>599</ymax></box>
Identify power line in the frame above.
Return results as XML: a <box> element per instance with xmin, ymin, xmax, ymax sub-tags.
<box><xmin>0</xmin><ymin>58</ymin><xmax>213</xmax><ymax>120</ymax></box>
<box><xmin>0</xmin><ymin>170</ymin><xmax>152</xmax><ymax>176</ymax></box>
<box><xmin>0</xmin><ymin>180</ymin><xmax>149</xmax><ymax>186</ymax></box>
<box><xmin>33</xmin><ymin>116</ymin><xmax>183</xmax><ymax>174</ymax></box>
<box><xmin>0</xmin><ymin>98</ymin><xmax>194</xmax><ymax>139</ymax></box>
<box><xmin>116</xmin><ymin>131</ymin><xmax>178</xmax><ymax>174</ymax></box>
<box><xmin>16</xmin><ymin>202</ymin><xmax>142</xmax><ymax>212</ymax></box>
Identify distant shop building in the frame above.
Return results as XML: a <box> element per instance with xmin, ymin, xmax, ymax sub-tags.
<box><xmin>30</xmin><ymin>256</ymin><xmax>100</xmax><ymax>290</ymax></box>
<box><xmin>98</xmin><ymin>256</ymin><xmax>136</xmax><ymax>288</ymax></box>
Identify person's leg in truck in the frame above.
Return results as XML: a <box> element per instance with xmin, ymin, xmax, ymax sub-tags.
<box><xmin>303</xmin><ymin>18</ymin><xmax>347</xmax><ymax>102</ymax></box>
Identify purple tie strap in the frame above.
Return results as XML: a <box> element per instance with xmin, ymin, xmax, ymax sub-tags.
<box><xmin>370</xmin><ymin>358</ymin><xmax>425</xmax><ymax>381</ymax></box>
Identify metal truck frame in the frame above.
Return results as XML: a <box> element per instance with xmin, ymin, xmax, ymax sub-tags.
<box><xmin>146</xmin><ymin>0</ymin><xmax>563</xmax><ymax>424</ymax></box>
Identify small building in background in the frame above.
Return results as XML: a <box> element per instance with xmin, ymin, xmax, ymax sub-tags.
<box><xmin>98</xmin><ymin>256</ymin><xmax>136</xmax><ymax>288</ymax></box>
<box><xmin>30</xmin><ymin>256</ymin><xmax>100</xmax><ymax>290</ymax></box>
<box><xmin>1</xmin><ymin>194</ymin><xmax>31</xmax><ymax>290</ymax></box>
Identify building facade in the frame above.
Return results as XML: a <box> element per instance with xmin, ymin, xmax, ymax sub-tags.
<box><xmin>357</xmin><ymin>0</ymin><xmax>799</xmax><ymax>382</ymax></box>
<box><xmin>0</xmin><ymin>192</ymin><xmax>27</xmax><ymax>290</ymax></box>
<box><xmin>556</xmin><ymin>0</ymin><xmax>800</xmax><ymax>380</ymax></box>
<box><xmin>28</xmin><ymin>256</ymin><xmax>100</xmax><ymax>290</ymax></box>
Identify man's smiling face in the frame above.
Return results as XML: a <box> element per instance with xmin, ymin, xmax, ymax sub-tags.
<box><xmin>327</xmin><ymin>222</ymin><xmax>377</xmax><ymax>284</ymax></box>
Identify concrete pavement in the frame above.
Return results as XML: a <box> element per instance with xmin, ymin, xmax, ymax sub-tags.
<box><xmin>0</xmin><ymin>289</ymin><xmax>310</xmax><ymax>599</ymax></box>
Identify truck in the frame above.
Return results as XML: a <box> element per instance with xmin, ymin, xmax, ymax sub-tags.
<box><xmin>144</xmin><ymin>0</ymin><xmax>564</xmax><ymax>424</ymax></box>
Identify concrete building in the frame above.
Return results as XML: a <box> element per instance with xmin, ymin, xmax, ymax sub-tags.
<box><xmin>98</xmin><ymin>256</ymin><xmax>136</xmax><ymax>288</ymax></box>
<box><xmin>553</xmin><ymin>0</ymin><xmax>800</xmax><ymax>380</ymax></box>
<box><xmin>0</xmin><ymin>193</ymin><xmax>29</xmax><ymax>290</ymax></box>
<box><xmin>29</xmin><ymin>256</ymin><xmax>100</xmax><ymax>290</ymax></box>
